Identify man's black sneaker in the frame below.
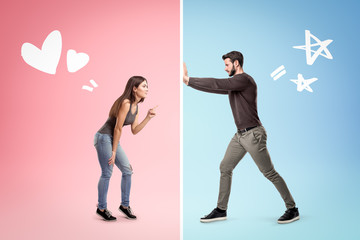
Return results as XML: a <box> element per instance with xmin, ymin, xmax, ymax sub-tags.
<box><xmin>200</xmin><ymin>208</ymin><xmax>227</xmax><ymax>223</ymax></box>
<box><xmin>119</xmin><ymin>205</ymin><xmax>137</xmax><ymax>219</ymax></box>
<box><xmin>96</xmin><ymin>208</ymin><xmax>117</xmax><ymax>221</ymax></box>
<box><xmin>277</xmin><ymin>207</ymin><xmax>300</xmax><ymax>224</ymax></box>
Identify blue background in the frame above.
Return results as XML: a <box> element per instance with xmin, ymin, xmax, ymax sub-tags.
<box><xmin>183</xmin><ymin>0</ymin><xmax>360</xmax><ymax>239</ymax></box>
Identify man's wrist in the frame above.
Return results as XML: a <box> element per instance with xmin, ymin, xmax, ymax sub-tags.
<box><xmin>185</xmin><ymin>76</ymin><xmax>190</xmax><ymax>85</ymax></box>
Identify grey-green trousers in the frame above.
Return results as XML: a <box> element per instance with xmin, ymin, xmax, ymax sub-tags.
<box><xmin>217</xmin><ymin>126</ymin><xmax>296</xmax><ymax>210</ymax></box>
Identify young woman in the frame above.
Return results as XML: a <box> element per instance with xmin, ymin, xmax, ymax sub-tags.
<box><xmin>94</xmin><ymin>76</ymin><xmax>157</xmax><ymax>221</ymax></box>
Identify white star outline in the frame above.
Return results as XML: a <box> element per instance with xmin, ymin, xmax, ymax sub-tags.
<box><xmin>293</xmin><ymin>30</ymin><xmax>333</xmax><ymax>65</ymax></box>
<box><xmin>290</xmin><ymin>74</ymin><xmax>318</xmax><ymax>92</ymax></box>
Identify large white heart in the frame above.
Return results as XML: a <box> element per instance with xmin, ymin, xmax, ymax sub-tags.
<box><xmin>67</xmin><ymin>49</ymin><xmax>89</xmax><ymax>73</ymax></box>
<box><xmin>21</xmin><ymin>30</ymin><xmax>62</xmax><ymax>75</ymax></box>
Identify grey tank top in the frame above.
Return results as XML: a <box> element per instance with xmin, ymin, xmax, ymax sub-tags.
<box><xmin>98</xmin><ymin>103</ymin><xmax>138</xmax><ymax>136</ymax></box>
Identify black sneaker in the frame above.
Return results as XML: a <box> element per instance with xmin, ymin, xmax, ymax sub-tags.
<box><xmin>277</xmin><ymin>207</ymin><xmax>300</xmax><ymax>224</ymax></box>
<box><xmin>200</xmin><ymin>208</ymin><xmax>227</xmax><ymax>223</ymax></box>
<box><xmin>96</xmin><ymin>208</ymin><xmax>117</xmax><ymax>221</ymax></box>
<box><xmin>119</xmin><ymin>205</ymin><xmax>137</xmax><ymax>219</ymax></box>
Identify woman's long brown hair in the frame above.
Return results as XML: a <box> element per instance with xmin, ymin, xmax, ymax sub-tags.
<box><xmin>109</xmin><ymin>76</ymin><xmax>147</xmax><ymax>118</ymax></box>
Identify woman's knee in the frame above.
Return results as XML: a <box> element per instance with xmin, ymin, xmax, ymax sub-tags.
<box><xmin>121</xmin><ymin>164</ymin><xmax>133</xmax><ymax>176</ymax></box>
<box><xmin>101</xmin><ymin>167</ymin><xmax>114</xmax><ymax>179</ymax></box>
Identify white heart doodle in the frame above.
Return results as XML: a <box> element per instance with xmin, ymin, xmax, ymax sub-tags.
<box><xmin>67</xmin><ymin>49</ymin><xmax>89</xmax><ymax>73</ymax></box>
<box><xmin>21</xmin><ymin>30</ymin><xmax>62</xmax><ymax>75</ymax></box>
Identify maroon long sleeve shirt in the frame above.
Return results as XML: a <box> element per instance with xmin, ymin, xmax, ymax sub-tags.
<box><xmin>188</xmin><ymin>73</ymin><xmax>262</xmax><ymax>130</ymax></box>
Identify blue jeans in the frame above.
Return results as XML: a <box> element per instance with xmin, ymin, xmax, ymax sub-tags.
<box><xmin>94</xmin><ymin>132</ymin><xmax>133</xmax><ymax>209</ymax></box>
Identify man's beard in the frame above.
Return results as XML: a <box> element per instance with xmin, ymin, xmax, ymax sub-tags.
<box><xmin>229</xmin><ymin>65</ymin><xmax>236</xmax><ymax>76</ymax></box>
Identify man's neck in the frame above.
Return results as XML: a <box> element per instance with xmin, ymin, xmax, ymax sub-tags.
<box><xmin>234</xmin><ymin>68</ymin><xmax>244</xmax><ymax>76</ymax></box>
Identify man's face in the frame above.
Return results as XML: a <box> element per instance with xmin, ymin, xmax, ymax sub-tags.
<box><xmin>224</xmin><ymin>58</ymin><xmax>235</xmax><ymax>77</ymax></box>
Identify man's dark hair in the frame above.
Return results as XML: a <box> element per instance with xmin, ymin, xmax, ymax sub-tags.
<box><xmin>222</xmin><ymin>51</ymin><xmax>244</xmax><ymax>68</ymax></box>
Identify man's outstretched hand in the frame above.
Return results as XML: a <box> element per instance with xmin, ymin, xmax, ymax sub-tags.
<box><xmin>183</xmin><ymin>62</ymin><xmax>189</xmax><ymax>85</ymax></box>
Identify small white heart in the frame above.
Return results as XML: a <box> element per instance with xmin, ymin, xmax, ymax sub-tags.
<box><xmin>21</xmin><ymin>30</ymin><xmax>62</xmax><ymax>75</ymax></box>
<box><xmin>67</xmin><ymin>49</ymin><xmax>89</xmax><ymax>73</ymax></box>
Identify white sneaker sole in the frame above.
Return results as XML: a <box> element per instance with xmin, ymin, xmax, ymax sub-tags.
<box><xmin>277</xmin><ymin>216</ymin><xmax>300</xmax><ymax>224</ymax></box>
<box><xmin>200</xmin><ymin>217</ymin><xmax>227</xmax><ymax>223</ymax></box>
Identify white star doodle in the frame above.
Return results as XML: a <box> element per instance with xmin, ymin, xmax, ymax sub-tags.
<box><xmin>290</xmin><ymin>74</ymin><xmax>318</xmax><ymax>92</ymax></box>
<box><xmin>293</xmin><ymin>30</ymin><xmax>333</xmax><ymax>65</ymax></box>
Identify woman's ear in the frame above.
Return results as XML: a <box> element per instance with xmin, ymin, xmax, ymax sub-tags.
<box><xmin>133</xmin><ymin>86</ymin><xmax>137</xmax><ymax>93</ymax></box>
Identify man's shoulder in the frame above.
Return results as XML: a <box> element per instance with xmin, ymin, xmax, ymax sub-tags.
<box><xmin>232</xmin><ymin>73</ymin><xmax>254</xmax><ymax>81</ymax></box>
<box><xmin>232</xmin><ymin>73</ymin><xmax>257</xmax><ymax>90</ymax></box>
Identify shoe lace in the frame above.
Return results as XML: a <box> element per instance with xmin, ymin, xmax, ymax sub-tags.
<box><xmin>127</xmin><ymin>207</ymin><xmax>133</xmax><ymax>215</ymax></box>
<box><xmin>204</xmin><ymin>209</ymin><xmax>216</xmax><ymax>217</ymax></box>
<box><xmin>104</xmin><ymin>209</ymin><xmax>113</xmax><ymax>218</ymax></box>
<box><xmin>282</xmin><ymin>209</ymin><xmax>293</xmax><ymax>218</ymax></box>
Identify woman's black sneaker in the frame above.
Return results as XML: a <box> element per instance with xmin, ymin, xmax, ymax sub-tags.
<box><xmin>200</xmin><ymin>208</ymin><xmax>227</xmax><ymax>223</ymax></box>
<box><xmin>277</xmin><ymin>207</ymin><xmax>300</xmax><ymax>224</ymax></box>
<box><xmin>119</xmin><ymin>205</ymin><xmax>137</xmax><ymax>219</ymax></box>
<box><xmin>96</xmin><ymin>208</ymin><xmax>117</xmax><ymax>221</ymax></box>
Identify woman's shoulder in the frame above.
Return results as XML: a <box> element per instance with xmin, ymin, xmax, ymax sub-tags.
<box><xmin>121</xmin><ymin>99</ymin><xmax>131</xmax><ymax>105</ymax></box>
<box><xmin>120</xmin><ymin>99</ymin><xmax>131</xmax><ymax>111</ymax></box>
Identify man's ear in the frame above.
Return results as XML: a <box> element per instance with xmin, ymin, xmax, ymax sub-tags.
<box><xmin>234</xmin><ymin>60</ymin><xmax>239</xmax><ymax>68</ymax></box>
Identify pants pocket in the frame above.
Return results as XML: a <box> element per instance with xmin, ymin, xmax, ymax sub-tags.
<box><xmin>99</xmin><ymin>134</ymin><xmax>113</xmax><ymax>144</ymax></box>
<box><xmin>252</xmin><ymin>129</ymin><xmax>267</xmax><ymax>152</ymax></box>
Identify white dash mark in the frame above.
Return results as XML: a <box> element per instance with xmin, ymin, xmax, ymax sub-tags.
<box><xmin>270</xmin><ymin>65</ymin><xmax>286</xmax><ymax>80</ymax></box>
<box><xmin>82</xmin><ymin>85</ymin><xmax>93</xmax><ymax>92</ymax></box>
<box><xmin>90</xmin><ymin>79</ymin><xmax>98</xmax><ymax>87</ymax></box>
<box><xmin>82</xmin><ymin>79</ymin><xmax>98</xmax><ymax>92</ymax></box>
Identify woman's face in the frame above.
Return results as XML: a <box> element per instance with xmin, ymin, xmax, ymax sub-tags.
<box><xmin>134</xmin><ymin>80</ymin><xmax>148</xmax><ymax>99</ymax></box>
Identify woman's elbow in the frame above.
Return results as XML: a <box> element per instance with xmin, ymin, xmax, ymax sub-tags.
<box><xmin>131</xmin><ymin>128</ymin><xmax>138</xmax><ymax>135</ymax></box>
<box><xmin>114</xmin><ymin>127</ymin><xmax>122</xmax><ymax>134</ymax></box>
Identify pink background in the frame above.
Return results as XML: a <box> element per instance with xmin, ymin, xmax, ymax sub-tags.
<box><xmin>0</xmin><ymin>0</ymin><xmax>179</xmax><ymax>239</ymax></box>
